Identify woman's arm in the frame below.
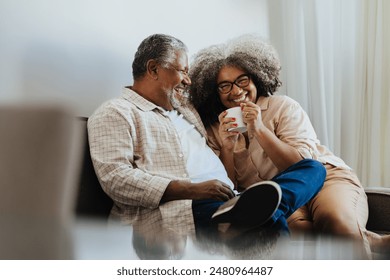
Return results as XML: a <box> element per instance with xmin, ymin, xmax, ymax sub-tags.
<box><xmin>252</xmin><ymin>124</ymin><xmax>302</xmax><ymax>171</ymax></box>
<box><xmin>206</xmin><ymin>111</ymin><xmax>241</xmax><ymax>188</ymax></box>
<box><xmin>242</xmin><ymin>101</ymin><xmax>303</xmax><ymax>171</ymax></box>
<box><xmin>219</xmin><ymin>145</ymin><xmax>236</xmax><ymax>188</ymax></box>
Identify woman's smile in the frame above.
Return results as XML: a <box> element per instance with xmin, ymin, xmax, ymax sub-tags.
<box><xmin>231</xmin><ymin>92</ymin><xmax>248</xmax><ymax>103</ymax></box>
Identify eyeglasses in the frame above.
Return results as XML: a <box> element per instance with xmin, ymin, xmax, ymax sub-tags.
<box><xmin>164</xmin><ymin>63</ymin><xmax>190</xmax><ymax>78</ymax></box>
<box><xmin>217</xmin><ymin>74</ymin><xmax>251</xmax><ymax>94</ymax></box>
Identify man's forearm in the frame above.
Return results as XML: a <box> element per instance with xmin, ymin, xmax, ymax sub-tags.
<box><xmin>160</xmin><ymin>180</ymin><xmax>192</xmax><ymax>203</ymax></box>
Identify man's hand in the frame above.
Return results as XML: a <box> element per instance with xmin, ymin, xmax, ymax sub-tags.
<box><xmin>191</xmin><ymin>179</ymin><xmax>235</xmax><ymax>201</ymax></box>
<box><xmin>161</xmin><ymin>179</ymin><xmax>235</xmax><ymax>203</ymax></box>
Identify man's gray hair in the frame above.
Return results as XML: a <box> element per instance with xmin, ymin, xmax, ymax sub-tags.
<box><xmin>132</xmin><ymin>34</ymin><xmax>188</xmax><ymax>80</ymax></box>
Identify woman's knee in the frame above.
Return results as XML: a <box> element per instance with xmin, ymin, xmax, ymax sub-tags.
<box><xmin>300</xmin><ymin>159</ymin><xmax>326</xmax><ymax>179</ymax></box>
<box><xmin>313</xmin><ymin>210</ymin><xmax>361</xmax><ymax>237</ymax></box>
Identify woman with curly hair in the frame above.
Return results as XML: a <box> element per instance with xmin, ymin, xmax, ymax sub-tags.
<box><xmin>189</xmin><ymin>34</ymin><xmax>389</xmax><ymax>255</ymax></box>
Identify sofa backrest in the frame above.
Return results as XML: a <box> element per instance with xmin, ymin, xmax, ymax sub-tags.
<box><xmin>76</xmin><ymin>117</ymin><xmax>113</xmax><ymax>218</ymax></box>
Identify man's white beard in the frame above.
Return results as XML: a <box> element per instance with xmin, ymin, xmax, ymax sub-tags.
<box><xmin>169</xmin><ymin>90</ymin><xmax>189</xmax><ymax>108</ymax></box>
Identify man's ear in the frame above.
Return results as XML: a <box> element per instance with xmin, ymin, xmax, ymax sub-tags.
<box><xmin>146</xmin><ymin>59</ymin><xmax>159</xmax><ymax>80</ymax></box>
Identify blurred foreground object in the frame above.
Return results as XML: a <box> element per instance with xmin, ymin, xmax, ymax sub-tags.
<box><xmin>0</xmin><ymin>104</ymin><xmax>83</xmax><ymax>259</ymax></box>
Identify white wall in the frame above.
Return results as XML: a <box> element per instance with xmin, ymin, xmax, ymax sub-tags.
<box><xmin>0</xmin><ymin>0</ymin><xmax>269</xmax><ymax>116</ymax></box>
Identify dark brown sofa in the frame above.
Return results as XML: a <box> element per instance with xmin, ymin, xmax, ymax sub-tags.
<box><xmin>75</xmin><ymin>117</ymin><xmax>390</xmax><ymax>235</ymax></box>
<box><xmin>75</xmin><ymin>117</ymin><xmax>113</xmax><ymax>218</ymax></box>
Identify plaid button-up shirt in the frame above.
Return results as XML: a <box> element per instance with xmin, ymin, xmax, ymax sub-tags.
<box><xmin>87</xmin><ymin>87</ymin><xmax>207</xmax><ymax>233</ymax></box>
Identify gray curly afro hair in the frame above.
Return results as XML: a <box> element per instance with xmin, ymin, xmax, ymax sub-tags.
<box><xmin>189</xmin><ymin>34</ymin><xmax>282</xmax><ymax>127</ymax></box>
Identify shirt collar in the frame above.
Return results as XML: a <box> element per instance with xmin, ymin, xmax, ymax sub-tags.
<box><xmin>257</xmin><ymin>96</ymin><xmax>271</xmax><ymax>111</ymax></box>
<box><xmin>121</xmin><ymin>86</ymin><xmax>166</xmax><ymax>113</ymax></box>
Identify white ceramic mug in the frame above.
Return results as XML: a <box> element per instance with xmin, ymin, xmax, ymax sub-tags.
<box><xmin>225</xmin><ymin>106</ymin><xmax>247</xmax><ymax>133</ymax></box>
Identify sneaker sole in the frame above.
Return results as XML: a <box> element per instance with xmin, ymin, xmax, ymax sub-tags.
<box><xmin>211</xmin><ymin>181</ymin><xmax>282</xmax><ymax>228</ymax></box>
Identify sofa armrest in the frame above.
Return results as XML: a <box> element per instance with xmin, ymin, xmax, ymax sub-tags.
<box><xmin>366</xmin><ymin>187</ymin><xmax>390</xmax><ymax>234</ymax></box>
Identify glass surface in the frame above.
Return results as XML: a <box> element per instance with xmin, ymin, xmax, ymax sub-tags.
<box><xmin>72</xmin><ymin>217</ymin><xmax>372</xmax><ymax>260</ymax></box>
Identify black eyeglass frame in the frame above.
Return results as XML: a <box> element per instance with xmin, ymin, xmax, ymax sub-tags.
<box><xmin>217</xmin><ymin>74</ymin><xmax>251</xmax><ymax>94</ymax></box>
